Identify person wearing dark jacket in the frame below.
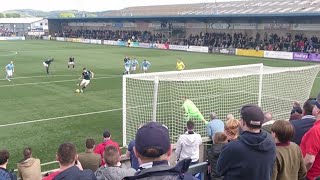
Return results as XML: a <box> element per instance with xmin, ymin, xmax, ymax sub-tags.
<box><xmin>216</xmin><ymin>104</ymin><xmax>276</xmax><ymax>180</ymax></box>
<box><xmin>123</xmin><ymin>122</ymin><xmax>197</xmax><ymax>180</ymax></box>
<box><xmin>42</xmin><ymin>142</ymin><xmax>97</xmax><ymax>180</ymax></box>
<box><xmin>290</xmin><ymin>99</ymin><xmax>316</xmax><ymax>145</ymax></box>
<box><xmin>0</xmin><ymin>149</ymin><xmax>17</xmax><ymax>180</ymax></box>
<box><xmin>207</xmin><ymin>132</ymin><xmax>228</xmax><ymax>180</ymax></box>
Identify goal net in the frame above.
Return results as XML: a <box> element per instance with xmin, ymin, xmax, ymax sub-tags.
<box><xmin>122</xmin><ymin>63</ymin><xmax>320</xmax><ymax>146</ymax></box>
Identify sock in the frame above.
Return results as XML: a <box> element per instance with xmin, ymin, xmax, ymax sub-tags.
<box><xmin>68</xmin><ymin>65</ymin><xmax>70</xmax><ymax>68</ymax></box>
<box><xmin>46</xmin><ymin>67</ymin><xmax>49</xmax><ymax>74</ymax></box>
<box><xmin>73</xmin><ymin>65</ymin><xmax>75</xmax><ymax>68</ymax></box>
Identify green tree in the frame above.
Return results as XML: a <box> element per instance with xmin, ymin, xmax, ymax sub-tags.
<box><xmin>0</xmin><ymin>13</ymin><xmax>4</xmax><ymax>18</ymax></box>
<box><xmin>5</xmin><ymin>13</ymin><xmax>21</xmax><ymax>18</ymax></box>
<box><xmin>58</xmin><ymin>12</ymin><xmax>75</xmax><ymax>18</ymax></box>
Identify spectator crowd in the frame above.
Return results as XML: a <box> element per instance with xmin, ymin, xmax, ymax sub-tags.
<box><xmin>52</xmin><ymin>29</ymin><xmax>320</xmax><ymax>54</ymax></box>
<box><xmin>1</xmin><ymin>95</ymin><xmax>320</xmax><ymax>179</ymax></box>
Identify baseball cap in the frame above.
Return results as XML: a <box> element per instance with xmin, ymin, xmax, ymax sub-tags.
<box><xmin>240</xmin><ymin>104</ymin><xmax>264</xmax><ymax>127</ymax></box>
<box><xmin>135</xmin><ymin>122</ymin><xmax>170</xmax><ymax>158</ymax></box>
<box><xmin>315</xmin><ymin>100</ymin><xmax>320</xmax><ymax>109</ymax></box>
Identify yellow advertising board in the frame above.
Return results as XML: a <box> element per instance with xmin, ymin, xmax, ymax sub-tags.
<box><xmin>236</xmin><ymin>49</ymin><xmax>264</xmax><ymax>57</ymax></box>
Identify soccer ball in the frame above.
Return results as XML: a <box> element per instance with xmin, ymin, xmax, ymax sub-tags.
<box><xmin>75</xmin><ymin>89</ymin><xmax>80</xmax><ymax>93</ymax></box>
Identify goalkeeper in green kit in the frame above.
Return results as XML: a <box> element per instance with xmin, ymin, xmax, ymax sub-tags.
<box><xmin>182</xmin><ymin>96</ymin><xmax>208</xmax><ymax>124</ymax></box>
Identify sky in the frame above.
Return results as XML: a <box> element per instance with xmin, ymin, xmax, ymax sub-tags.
<box><xmin>0</xmin><ymin>0</ymin><xmax>234</xmax><ymax>12</ymax></box>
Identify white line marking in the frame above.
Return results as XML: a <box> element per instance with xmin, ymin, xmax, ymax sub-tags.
<box><xmin>0</xmin><ymin>76</ymin><xmax>120</xmax><ymax>87</ymax></box>
<box><xmin>0</xmin><ymin>108</ymin><xmax>122</xmax><ymax>128</ymax></box>
<box><xmin>0</xmin><ymin>74</ymin><xmax>121</xmax><ymax>81</ymax></box>
<box><xmin>0</xmin><ymin>51</ymin><xmax>18</xmax><ymax>56</ymax></box>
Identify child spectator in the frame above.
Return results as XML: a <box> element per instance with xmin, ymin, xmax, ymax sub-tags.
<box><xmin>224</xmin><ymin>119</ymin><xmax>240</xmax><ymax>142</ymax></box>
<box><xmin>207</xmin><ymin>132</ymin><xmax>228</xmax><ymax>180</ymax></box>
<box><xmin>271</xmin><ymin>120</ymin><xmax>306</xmax><ymax>180</ymax></box>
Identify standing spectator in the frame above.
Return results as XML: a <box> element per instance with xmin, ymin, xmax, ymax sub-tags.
<box><xmin>291</xmin><ymin>99</ymin><xmax>316</xmax><ymax>145</ymax></box>
<box><xmin>300</xmin><ymin>98</ymin><xmax>320</xmax><ymax>180</ymax></box>
<box><xmin>175</xmin><ymin>120</ymin><xmax>202</xmax><ymax>165</ymax></box>
<box><xmin>126</xmin><ymin>125</ymin><xmax>143</xmax><ymax>170</ymax></box>
<box><xmin>43</xmin><ymin>142</ymin><xmax>97</xmax><ymax>180</ymax></box>
<box><xmin>271</xmin><ymin>120</ymin><xmax>306</xmax><ymax>180</ymax></box>
<box><xmin>17</xmin><ymin>147</ymin><xmax>41</xmax><ymax>180</ymax></box>
<box><xmin>224</xmin><ymin>119</ymin><xmax>240</xmax><ymax>142</ymax></box>
<box><xmin>78</xmin><ymin>139</ymin><xmax>101</xmax><ymax>172</ymax></box>
<box><xmin>207</xmin><ymin>132</ymin><xmax>228</xmax><ymax>180</ymax></box>
<box><xmin>217</xmin><ymin>104</ymin><xmax>276</xmax><ymax>180</ymax></box>
<box><xmin>207</xmin><ymin>112</ymin><xmax>224</xmax><ymax>138</ymax></box>
<box><xmin>95</xmin><ymin>145</ymin><xmax>135</xmax><ymax>180</ymax></box>
<box><xmin>123</xmin><ymin>122</ymin><xmax>196</xmax><ymax>179</ymax></box>
<box><xmin>262</xmin><ymin>112</ymin><xmax>274</xmax><ymax>134</ymax></box>
<box><xmin>94</xmin><ymin>130</ymin><xmax>121</xmax><ymax>166</ymax></box>
<box><xmin>0</xmin><ymin>149</ymin><xmax>17</xmax><ymax>180</ymax></box>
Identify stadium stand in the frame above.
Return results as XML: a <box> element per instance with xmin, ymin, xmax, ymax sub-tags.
<box><xmin>104</xmin><ymin>0</ymin><xmax>320</xmax><ymax>17</ymax></box>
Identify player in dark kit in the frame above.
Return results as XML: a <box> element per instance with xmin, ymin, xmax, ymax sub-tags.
<box><xmin>43</xmin><ymin>58</ymin><xmax>54</xmax><ymax>74</ymax></box>
<box><xmin>77</xmin><ymin>68</ymin><xmax>94</xmax><ymax>93</ymax></box>
<box><xmin>68</xmin><ymin>57</ymin><xmax>75</xmax><ymax>69</ymax></box>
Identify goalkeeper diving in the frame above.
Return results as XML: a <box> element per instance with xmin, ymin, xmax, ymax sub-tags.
<box><xmin>182</xmin><ymin>96</ymin><xmax>208</xmax><ymax>124</ymax></box>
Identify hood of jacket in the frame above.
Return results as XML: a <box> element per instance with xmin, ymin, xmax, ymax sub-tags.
<box><xmin>238</xmin><ymin>130</ymin><xmax>274</xmax><ymax>152</ymax></box>
<box><xmin>179</xmin><ymin>132</ymin><xmax>202</xmax><ymax>146</ymax></box>
<box><xmin>18</xmin><ymin>157</ymin><xmax>36</xmax><ymax>168</ymax></box>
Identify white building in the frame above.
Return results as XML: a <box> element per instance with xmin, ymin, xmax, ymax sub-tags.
<box><xmin>0</xmin><ymin>18</ymin><xmax>48</xmax><ymax>36</ymax></box>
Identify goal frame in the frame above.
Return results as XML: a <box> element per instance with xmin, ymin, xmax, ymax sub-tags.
<box><xmin>122</xmin><ymin>63</ymin><xmax>264</xmax><ymax>146</ymax></box>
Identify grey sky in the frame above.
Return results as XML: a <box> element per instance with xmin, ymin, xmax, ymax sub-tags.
<box><xmin>0</xmin><ymin>0</ymin><xmax>236</xmax><ymax>12</ymax></box>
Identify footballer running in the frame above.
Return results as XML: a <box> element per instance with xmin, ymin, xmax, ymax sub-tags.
<box><xmin>5</xmin><ymin>61</ymin><xmax>14</xmax><ymax>81</ymax></box>
<box><xmin>68</xmin><ymin>56</ymin><xmax>75</xmax><ymax>69</ymax></box>
<box><xmin>77</xmin><ymin>68</ymin><xmax>94</xmax><ymax>93</ymax></box>
<box><xmin>43</xmin><ymin>58</ymin><xmax>54</xmax><ymax>74</ymax></box>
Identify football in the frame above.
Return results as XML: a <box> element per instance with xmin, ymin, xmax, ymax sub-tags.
<box><xmin>75</xmin><ymin>89</ymin><xmax>80</xmax><ymax>93</ymax></box>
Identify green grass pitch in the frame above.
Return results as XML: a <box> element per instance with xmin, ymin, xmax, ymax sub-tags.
<box><xmin>0</xmin><ymin>40</ymin><xmax>319</xmax><ymax>171</ymax></box>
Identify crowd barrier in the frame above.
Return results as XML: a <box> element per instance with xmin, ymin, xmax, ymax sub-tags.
<box><xmin>0</xmin><ymin>36</ymin><xmax>25</xmax><ymax>41</ymax></box>
<box><xmin>43</xmin><ymin>36</ymin><xmax>320</xmax><ymax>63</ymax></box>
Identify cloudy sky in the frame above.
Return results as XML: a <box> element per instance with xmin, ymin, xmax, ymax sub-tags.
<box><xmin>0</xmin><ymin>0</ymin><xmax>234</xmax><ymax>12</ymax></box>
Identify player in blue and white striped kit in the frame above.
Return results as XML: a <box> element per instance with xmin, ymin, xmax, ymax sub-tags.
<box><xmin>5</xmin><ymin>61</ymin><xmax>14</xmax><ymax>81</ymax></box>
<box><xmin>130</xmin><ymin>58</ymin><xmax>139</xmax><ymax>74</ymax></box>
<box><xmin>123</xmin><ymin>58</ymin><xmax>131</xmax><ymax>75</ymax></box>
<box><xmin>141</xmin><ymin>60</ymin><xmax>151</xmax><ymax>73</ymax></box>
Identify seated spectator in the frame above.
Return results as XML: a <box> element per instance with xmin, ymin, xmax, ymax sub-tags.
<box><xmin>207</xmin><ymin>132</ymin><xmax>228</xmax><ymax>180</ymax></box>
<box><xmin>261</xmin><ymin>112</ymin><xmax>274</xmax><ymax>133</ymax></box>
<box><xmin>78</xmin><ymin>139</ymin><xmax>101</xmax><ymax>172</ymax></box>
<box><xmin>123</xmin><ymin>122</ymin><xmax>196</xmax><ymax>180</ymax></box>
<box><xmin>217</xmin><ymin>104</ymin><xmax>276</xmax><ymax>180</ymax></box>
<box><xmin>289</xmin><ymin>113</ymin><xmax>303</xmax><ymax>121</ymax></box>
<box><xmin>291</xmin><ymin>101</ymin><xmax>303</xmax><ymax>115</ymax></box>
<box><xmin>226</xmin><ymin>114</ymin><xmax>234</xmax><ymax>121</ymax></box>
<box><xmin>175</xmin><ymin>120</ymin><xmax>202</xmax><ymax>165</ymax></box>
<box><xmin>207</xmin><ymin>112</ymin><xmax>224</xmax><ymax>138</ymax></box>
<box><xmin>43</xmin><ymin>142</ymin><xmax>97</xmax><ymax>180</ymax></box>
<box><xmin>126</xmin><ymin>125</ymin><xmax>144</xmax><ymax>170</ymax></box>
<box><xmin>291</xmin><ymin>99</ymin><xmax>316</xmax><ymax>145</ymax></box>
<box><xmin>224</xmin><ymin>119</ymin><xmax>240</xmax><ymax>141</ymax></box>
<box><xmin>95</xmin><ymin>145</ymin><xmax>135</xmax><ymax>180</ymax></box>
<box><xmin>300</xmin><ymin>98</ymin><xmax>320</xmax><ymax>180</ymax></box>
<box><xmin>94</xmin><ymin>130</ymin><xmax>121</xmax><ymax>166</ymax></box>
<box><xmin>17</xmin><ymin>147</ymin><xmax>41</xmax><ymax>180</ymax></box>
<box><xmin>271</xmin><ymin>120</ymin><xmax>306</xmax><ymax>180</ymax></box>
<box><xmin>0</xmin><ymin>149</ymin><xmax>17</xmax><ymax>180</ymax></box>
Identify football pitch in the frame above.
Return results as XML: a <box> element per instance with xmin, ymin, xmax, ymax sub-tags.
<box><xmin>0</xmin><ymin>40</ymin><xmax>319</xmax><ymax>171</ymax></box>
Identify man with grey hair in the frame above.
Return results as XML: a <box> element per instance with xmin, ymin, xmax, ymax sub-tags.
<box><xmin>207</xmin><ymin>112</ymin><xmax>224</xmax><ymax>138</ymax></box>
<box><xmin>261</xmin><ymin>112</ymin><xmax>275</xmax><ymax>133</ymax></box>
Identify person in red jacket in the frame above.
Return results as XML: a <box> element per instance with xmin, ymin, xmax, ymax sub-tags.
<box><xmin>94</xmin><ymin>130</ymin><xmax>121</xmax><ymax>166</ymax></box>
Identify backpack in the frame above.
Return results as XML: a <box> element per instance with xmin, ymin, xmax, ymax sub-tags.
<box><xmin>123</xmin><ymin>158</ymin><xmax>196</xmax><ymax>180</ymax></box>
<box><xmin>0</xmin><ymin>168</ymin><xmax>17</xmax><ymax>180</ymax></box>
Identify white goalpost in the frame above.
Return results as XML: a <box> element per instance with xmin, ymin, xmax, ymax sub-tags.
<box><xmin>122</xmin><ymin>63</ymin><xmax>320</xmax><ymax>146</ymax></box>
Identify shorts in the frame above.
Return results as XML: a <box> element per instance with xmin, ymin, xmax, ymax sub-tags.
<box><xmin>143</xmin><ymin>67</ymin><xmax>148</xmax><ymax>71</ymax></box>
<box><xmin>43</xmin><ymin>62</ymin><xmax>48</xmax><ymax>67</ymax></box>
<box><xmin>80</xmin><ymin>79</ymin><xmax>90</xmax><ymax>87</ymax></box>
<box><xmin>68</xmin><ymin>62</ymin><xmax>75</xmax><ymax>65</ymax></box>
<box><xmin>125</xmin><ymin>66</ymin><xmax>130</xmax><ymax>71</ymax></box>
<box><xmin>6</xmin><ymin>70</ymin><xmax>12</xmax><ymax>76</ymax></box>
<box><xmin>131</xmin><ymin>66</ymin><xmax>137</xmax><ymax>71</ymax></box>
